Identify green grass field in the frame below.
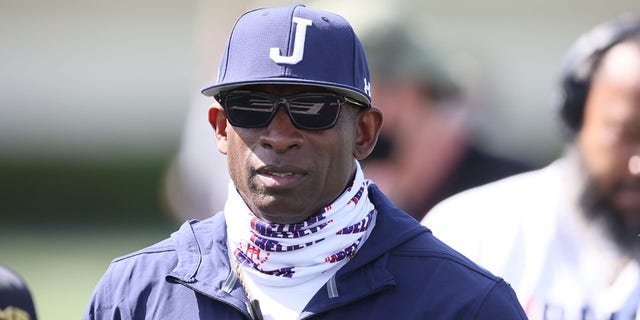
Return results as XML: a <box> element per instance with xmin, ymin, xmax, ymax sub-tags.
<box><xmin>0</xmin><ymin>160</ymin><xmax>201</xmax><ymax>318</ymax></box>
<box><xmin>1</xmin><ymin>225</ymin><xmax>173</xmax><ymax>319</ymax></box>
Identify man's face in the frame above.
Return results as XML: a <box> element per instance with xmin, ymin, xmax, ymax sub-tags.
<box><xmin>214</xmin><ymin>85</ymin><xmax>373</xmax><ymax>224</ymax></box>
<box><xmin>577</xmin><ymin>40</ymin><xmax>640</xmax><ymax>226</ymax></box>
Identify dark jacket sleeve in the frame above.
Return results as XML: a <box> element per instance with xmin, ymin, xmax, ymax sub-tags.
<box><xmin>476</xmin><ymin>280</ymin><xmax>528</xmax><ymax>319</ymax></box>
<box><xmin>82</xmin><ymin>262</ymin><xmax>127</xmax><ymax>320</ymax></box>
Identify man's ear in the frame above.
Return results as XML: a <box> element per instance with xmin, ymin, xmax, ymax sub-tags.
<box><xmin>353</xmin><ymin>106</ymin><xmax>383</xmax><ymax>160</ymax></box>
<box><xmin>208</xmin><ymin>104</ymin><xmax>229</xmax><ymax>155</ymax></box>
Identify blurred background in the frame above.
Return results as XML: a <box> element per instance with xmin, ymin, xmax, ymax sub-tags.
<box><xmin>1</xmin><ymin>0</ymin><xmax>638</xmax><ymax>318</ymax></box>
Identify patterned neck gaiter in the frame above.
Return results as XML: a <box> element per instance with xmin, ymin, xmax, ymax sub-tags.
<box><xmin>225</xmin><ymin>161</ymin><xmax>377</xmax><ymax>286</ymax></box>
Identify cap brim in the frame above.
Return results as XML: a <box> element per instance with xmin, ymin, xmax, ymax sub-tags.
<box><xmin>201</xmin><ymin>79</ymin><xmax>371</xmax><ymax>107</ymax></box>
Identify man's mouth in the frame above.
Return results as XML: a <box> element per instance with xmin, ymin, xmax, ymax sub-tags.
<box><xmin>256</xmin><ymin>166</ymin><xmax>305</xmax><ymax>188</ymax></box>
<box><xmin>270</xmin><ymin>172</ymin><xmax>294</xmax><ymax>177</ymax></box>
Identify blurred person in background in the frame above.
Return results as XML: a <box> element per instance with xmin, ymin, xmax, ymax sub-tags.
<box><xmin>360</xmin><ymin>22</ymin><xmax>534</xmax><ymax>221</ymax></box>
<box><xmin>0</xmin><ymin>265</ymin><xmax>37</xmax><ymax>320</ymax></box>
<box><xmin>423</xmin><ymin>14</ymin><xmax>640</xmax><ymax>319</ymax></box>
<box><xmin>162</xmin><ymin>100</ymin><xmax>230</xmax><ymax>222</ymax></box>
<box><xmin>160</xmin><ymin>2</ymin><xmax>239</xmax><ymax>223</ymax></box>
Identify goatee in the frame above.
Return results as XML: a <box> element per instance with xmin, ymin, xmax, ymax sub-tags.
<box><xmin>580</xmin><ymin>177</ymin><xmax>640</xmax><ymax>260</ymax></box>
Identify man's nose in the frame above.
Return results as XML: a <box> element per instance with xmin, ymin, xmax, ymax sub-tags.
<box><xmin>259</xmin><ymin>104</ymin><xmax>304</xmax><ymax>153</ymax></box>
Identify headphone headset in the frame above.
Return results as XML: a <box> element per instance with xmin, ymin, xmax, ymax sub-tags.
<box><xmin>557</xmin><ymin>14</ymin><xmax>640</xmax><ymax>137</ymax></box>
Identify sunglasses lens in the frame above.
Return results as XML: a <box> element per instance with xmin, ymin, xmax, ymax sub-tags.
<box><xmin>222</xmin><ymin>92</ymin><xmax>342</xmax><ymax>129</ymax></box>
<box><xmin>224</xmin><ymin>94</ymin><xmax>275</xmax><ymax>128</ymax></box>
<box><xmin>288</xmin><ymin>95</ymin><xmax>341</xmax><ymax>130</ymax></box>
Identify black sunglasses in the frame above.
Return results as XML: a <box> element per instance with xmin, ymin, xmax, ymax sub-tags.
<box><xmin>215</xmin><ymin>91</ymin><xmax>367</xmax><ymax>130</ymax></box>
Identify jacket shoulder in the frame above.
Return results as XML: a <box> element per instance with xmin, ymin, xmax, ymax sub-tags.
<box><xmin>391</xmin><ymin>229</ymin><xmax>501</xmax><ymax>281</ymax></box>
<box><xmin>388</xmin><ymin>232</ymin><xmax>526</xmax><ymax>318</ymax></box>
<box><xmin>112</xmin><ymin>238</ymin><xmax>175</xmax><ymax>262</ymax></box>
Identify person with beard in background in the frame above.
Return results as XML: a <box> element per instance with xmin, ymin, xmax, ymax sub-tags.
<box><xmin>422</xmin><ymin>14</ymin><xmax>640</xmax><ymax>319</ymax></box>
<box><xmin>360</xmin><ymin>23</ymin><xmax>533</xmax><ymax>221</ymax></box>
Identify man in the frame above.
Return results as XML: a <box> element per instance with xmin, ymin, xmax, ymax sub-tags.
<box><xmin>423</xmin><ymin>14</ymin><xmax>640</xmax><ymax>319</ymax></box>
<box><xmin>0</xmin><ymin>265</ymin><xmax>38</xmax><ymax>320</ymax></box>
<box><xmin>84</xmin><ymin>5</ymin><xmax>526</xmax><ymax>319</ymax></box>
<box><xmin>360</xmin><ymin>22</ymin><xmax>533</xmax><ymax>220</ymax></box>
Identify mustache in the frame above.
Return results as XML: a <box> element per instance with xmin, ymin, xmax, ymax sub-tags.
<box><xmin>614</xmin><ymin>176</ymin><xmax>640</xmax><ymax>190</ymax></box>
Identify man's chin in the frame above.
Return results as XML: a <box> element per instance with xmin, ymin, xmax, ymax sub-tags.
<box><xmin>253</xmin><ymin>204</ymin><xmax>315</xmax><ymax>225</ymax></box>
<box><xmin>581</xmin><ymin>181</ymin><xmax>640</xmax><ymax>259</ymax></box>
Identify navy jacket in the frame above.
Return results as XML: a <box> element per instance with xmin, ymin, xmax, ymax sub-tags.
<box><xmin>84</xmin><ymin>185</ymin><xmax>527</xmax><ymax>319</ymax></box>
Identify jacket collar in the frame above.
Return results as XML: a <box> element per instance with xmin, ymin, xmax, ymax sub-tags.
<box><xmin>167</xmin><ymin>183</ymin><xmax>428</xmax><ymax>313</ymax></box>
<box><xmin>340</xmin><ymin>183</ymin><xmax>428</xmax><ymax>273</ymax></box>
<box><xmin>167</xmin><ymin>214</ymin><xmax>249</xmax><ymax>314</ymax></box>
<box><xmin>302</xmin><ymin>184</ymin><xmax>428</xmax><ymax>315</ymax></box>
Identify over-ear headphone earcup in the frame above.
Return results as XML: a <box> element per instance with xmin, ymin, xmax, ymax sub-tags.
<box><xmin>559</xmin><ymin>76</ymin><xmax>588</xmax><ymax>135</ymax></box>
<box><xmin>556</xmin><ymin>14</ymin><xmax>640</xmax><ymax>138</ymax></box>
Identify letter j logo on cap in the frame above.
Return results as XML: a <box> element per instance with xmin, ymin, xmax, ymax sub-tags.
<box><xmin>270</xmin><ymin>17</ymin><xmax>313</xmax><ymax>65</ymax></box>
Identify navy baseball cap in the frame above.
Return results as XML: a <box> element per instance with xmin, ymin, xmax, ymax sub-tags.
<box><xmin>201</xmin><ymin>4</ymin><xmax>372</xmax><ymax>106</ymax></box>
<box><xmin>0</xmin><ymin>265</ymin><xmax>37</xmax><ymax>320</ymax></box>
